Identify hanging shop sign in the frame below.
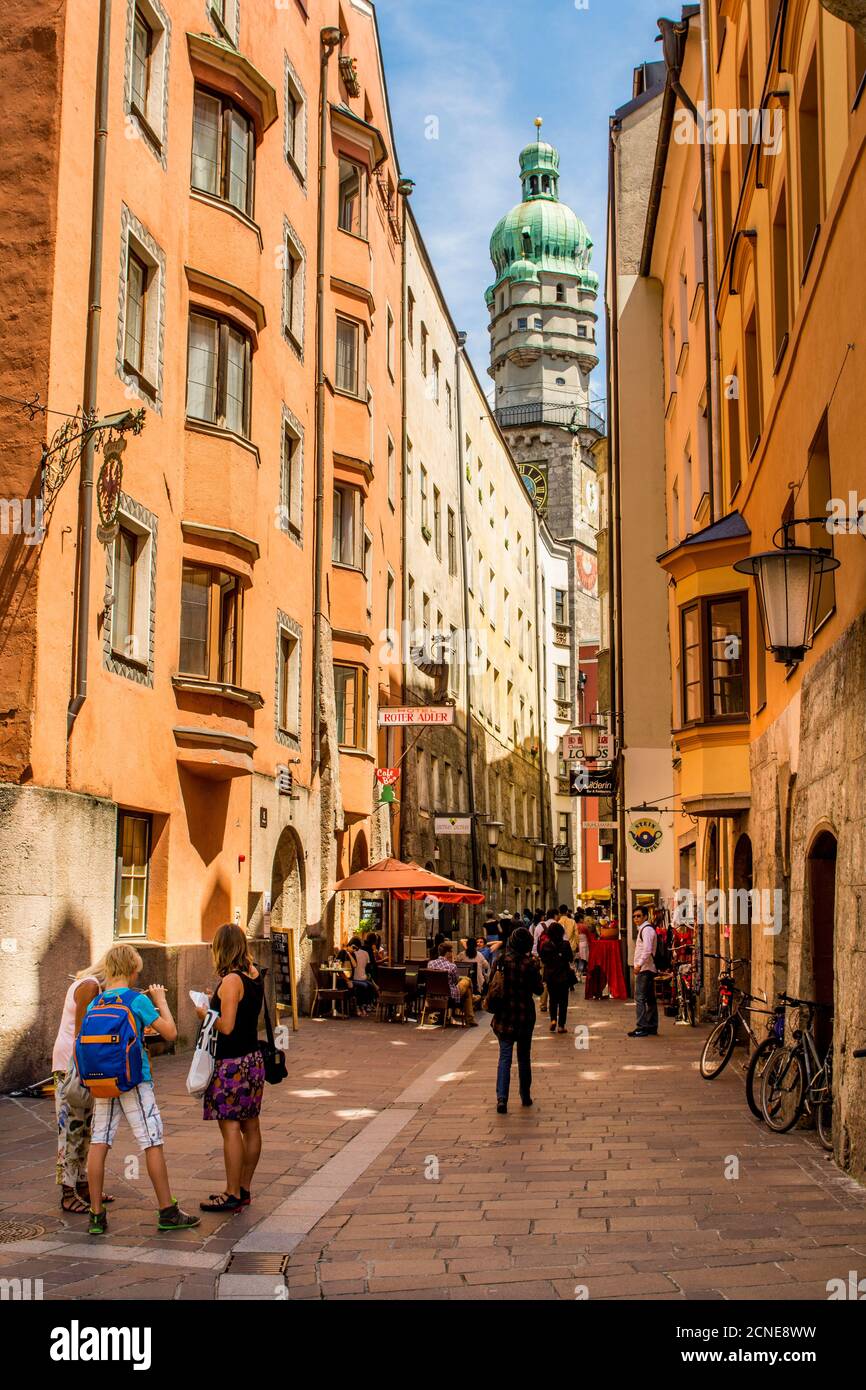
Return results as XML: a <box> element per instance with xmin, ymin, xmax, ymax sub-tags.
<box><xmin>378</xmin><ymin>706</ymin><xmax>455</xmax><ymax>726</ymax></box>
<box><xmin>628</xmin><ymin>817</ymin><xmax>663</xmax><ymax>854</ymax></box>
<box><xmin>434</xmin><ymin>816</ymin><xmax>472</xmax><ymax>835</ymax></box>
<box><xmin>553</xmin><ymin>844</ymin><xmax>572</xmax><ymax>867</ymax></box>
<box><xmin>376</xmin><ymin>767</ymin><xmax>399</xmax><ymax>785</ymax></box>
<box><xmin>562</xmin><ymin>733</ymin><xmax>584</xmax><ymax>759</ymax></box>
<box><xmin>569</xmin><ymin>765</ymin><xmax>617</xmax><ymax>797</ymax></box>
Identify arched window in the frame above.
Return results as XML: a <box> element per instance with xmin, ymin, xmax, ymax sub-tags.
<box><xmin>529</xmin><ymin>175</ymin><xmax>539</xmax><ymax>194</ymax></box>
<box><xmin>556</xmin><ymin>283</ymin><xmax>565</xmax><ymax>303</ymax></box>
<box><xmin>541</xmin><ymin>175</ymin><xmax>550</xmax><ymax>192</ymax></box>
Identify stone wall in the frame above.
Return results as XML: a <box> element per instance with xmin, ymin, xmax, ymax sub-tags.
<box><xmin>747</xmin><ymin>611</ymin><xmax>866</xmax><ymax>1181</ymax></box>
<box><xmin>0</xmin><ymin>784</ymin><xmax>116</xmax><ymax>1089</ymax></box>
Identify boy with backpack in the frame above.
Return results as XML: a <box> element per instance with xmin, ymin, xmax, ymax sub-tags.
<box><xmin>76</xmin><ymin>944</ymin><xmax>200</xmax><ymax>1235</ymax></box>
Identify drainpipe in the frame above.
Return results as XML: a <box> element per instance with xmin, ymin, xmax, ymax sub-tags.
<box><xmin>454</xmin><ymin>337</ymin><xmax>480</xmax><ymax>897</ymax></box>
<box><xmin>399</xmin><ymin>193</ymin><xmax>410</xmax><ymax>861</ymax></box>
<box><xmin>608</xmin><ymin>120</ymin><xmax>630</xmax><ymax>986</ymax></box>
<box><xmin>312</xmin><ymin>26</ymin><xmax>342</xmax><ymax>774</ymax></box>
<box><xmin>658</xmin><ymin>14</ymin><xmax>720</xmax><ymax>520</ymax></box>
<box><xmin>67</xmin><ymin>0</ymin><xmax>111</xmax><ymax>741</ymax></box>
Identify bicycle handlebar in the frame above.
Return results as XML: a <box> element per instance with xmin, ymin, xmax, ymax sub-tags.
<box><xmin>780</xmin><ymin>992</ymin><xmax>833</xmax><ymax>1011</ymax></box>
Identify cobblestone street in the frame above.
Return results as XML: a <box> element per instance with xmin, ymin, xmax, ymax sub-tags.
<box><xmin>3</xmin><ymin>1000</ymin><xmax>866</xmax><ymax>1302</ymax></box>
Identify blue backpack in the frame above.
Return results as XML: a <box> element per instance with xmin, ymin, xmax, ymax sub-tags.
<box><xmin>74</xmin><ymin>989</ymin><xmax>144</xmax><ymax>1099</ymax></box>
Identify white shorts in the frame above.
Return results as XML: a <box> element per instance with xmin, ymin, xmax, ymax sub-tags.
<box><xmin>90</xmin><ymin>1083</ymin><xmax>164</xmax><ymax>1151</ymax></box>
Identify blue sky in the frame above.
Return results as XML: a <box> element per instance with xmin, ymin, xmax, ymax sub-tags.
<box><xmin>376</xmin><ymin>0</ymin><xmax>667</xmax><ymax>410</ymax></box>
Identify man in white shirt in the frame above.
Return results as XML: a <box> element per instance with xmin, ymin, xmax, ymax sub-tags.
<box><xmin>628</xmin><ymin>906</ymin><xmax>658</xmax><ymax>1037</ymax></box>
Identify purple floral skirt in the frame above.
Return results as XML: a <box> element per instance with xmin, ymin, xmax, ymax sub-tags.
<box><xmin>203</xmin><ymin>1050</ymin><xmax>265</xmax><ymax>1122</ymax></box>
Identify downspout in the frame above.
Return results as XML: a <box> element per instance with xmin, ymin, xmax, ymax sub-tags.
<box><xmin>399</xmin><ymin>196</ymin><xmax>409</xmax><ymax>865</ymax></box>
<box><xmin>658</xmin><ymin>13</ymin><xmax>720</xmax><ymax>520</ymax></box>
<box><xmin>312</xmin><ymin>27</ymin><xmax>341</xmax><ymax>774</ymax></box>
<box><xmin>608</xmin><ymin>120</ymin><xmax>630</xmax><ymax>985</ymax></box>
<box><xmin>67</xmin><ymin>0</ymin><xmax>111</xmax><ymax>740</ymax></box>
<box><xmin>531</xmin><ymin>519</ymin><xmax>548</xmax><ymax>907</ymax></box>
<box><xmin>698</xmin><ymin>0</ymin><xmax>722</xmax><ymax>517</ymax></box>
<box><xmin>454</xmin><ymin>336</ymin><xmax>480</xmax><ymax>896</ymax></box>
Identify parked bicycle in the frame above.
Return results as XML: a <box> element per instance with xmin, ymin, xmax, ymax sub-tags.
<box><xmin>760</xmin><ymin>994</ymin><xmax>834</xmax><ymax>1149</ymax></box>
<box><xmin>743</xmin><ymin>995</ymin><xmax>786</xmax><ymax>1119</ymax></box>
<box><xmin>699</xmin><ymin>955</ymin><xmax>766</xmax><ymax>1081</ymax></box>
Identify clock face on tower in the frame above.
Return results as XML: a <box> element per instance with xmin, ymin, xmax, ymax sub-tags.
<box><xmin>520</xmin><ymin>462</ymin><xmax>548</xmax><ymax>512</ymax></box>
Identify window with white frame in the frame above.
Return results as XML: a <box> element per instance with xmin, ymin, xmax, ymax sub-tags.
<box><xmin>387</xmin><ymin>433</ymin><xmax>396</xmax><ymax>508</ymax></box>
<box><xmin>284</xmin><ymin>55</ymin><xmax>307</xmax><ymax>181</ymax></box>
<box><xmin>118</xmin><ymin>207</ymin><xmax>165</xmax><ymax>409</ymax></box>
<box><xmin>406</xmin><ymin>438</ymin><xmax>414</xmax><ymax>518</ymax></box>
<box><xmin>280</xmin><ymin>410</ymin><xmax>302</xmax><ymax>540</ymax></box>
<box><xmin>553</xmin><ymin>587</ymin><xmax>568</xmax><ymax>625</ymax></box>
<box><xmin>209</xmin><ymin>0</ymin><xmax>239</xmax><ymax>46</ymax></box>
<box><xmin>110</xmin><ymin>511</ymin><xmax>153</xmax><ymax>671</ymax></box>
<box><xmin>125</xmin><ymin>0</ymin><xmax>170</xmax><ymax>160</ymax></box>
<box><xmin>277</xmin><ymin>621</ymin><xmax>301</xmax><ymax>738</ymax></box>
<box><xmin>386</xmin><ymin>304</ymin><xmax>395</xmax><ymax>378</ymax></box>
<box><xmin>282</xmin><ymin>219</ymin><xmax>305</xmax><ymax>352</ymax></box>
<box><xmin>555</xmin><ymin>664</ymin><xmax>570</xmax><ymax>703</ymax></box>
<box><xmin>420</xmin><ymin>465</ymin><xmax>429</xmax><ymax>532</ymax></box>
<box><xmin>338</xmin><ymin>157</ymin><xmax>367</xmax><ymax>237</ymax></box>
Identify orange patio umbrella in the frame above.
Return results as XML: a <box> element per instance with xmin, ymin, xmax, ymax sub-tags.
<box><xmin>332</xmin><ymin>856</ymin><xmax>485</xmax><ymax>904</ymax></box>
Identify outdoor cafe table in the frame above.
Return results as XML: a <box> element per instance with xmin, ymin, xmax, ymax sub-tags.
<box><xmin>320</xmin><ymin>964</ymin><xmax>350</xmax><ymax>1016</ymax></box>
<box><xmin>584</xmin><ymin>937</ymin><xmax>628</xmax><ymax>1000</ymax></box>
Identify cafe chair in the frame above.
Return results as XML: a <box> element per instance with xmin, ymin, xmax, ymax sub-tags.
<box><xmin>418</xmin><ymin>970</ymin><xmax>466</xmax><ymax>1028</ymax></box>
<box><xmin>375</xmin><ymin>966</ymin><xmax>408</xmax><ymax>1023</ymax></box>
<box><xmin>311</xmin><ymin>963</ymin><xmax>351</xmax><ymax>1019</ymax></box>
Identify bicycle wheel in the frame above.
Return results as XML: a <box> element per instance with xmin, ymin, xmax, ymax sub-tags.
<box><xmin>745</xmin><ymin>1038</ymin><xmax>781</xmax><ymax>1119</ymax></box>
<box><xmin>816</xmin><ymin>1097</ymin><xmax>833</xmax><ymax>1150</ymax></box>
<box><xmin>761</xmin><ymin>1047</ymin><xmax>806</xmax><ymax>1132</ymax></box>
<box><xmin>700</xmin><ymin>1017</ymin><xmax>737</xmax><ymax>1079</ymax></box>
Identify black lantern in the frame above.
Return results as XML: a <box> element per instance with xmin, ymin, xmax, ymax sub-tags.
<box><xmin>733</xmin><ymin>525</ymin><xmax>839</xmax><ymax>665</ymax></box>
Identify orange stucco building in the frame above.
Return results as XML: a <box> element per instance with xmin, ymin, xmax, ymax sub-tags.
<box><xmin>0</xmin><ymin>0</ymin><xmax>405</xmax><ymax>1084</ymax></box>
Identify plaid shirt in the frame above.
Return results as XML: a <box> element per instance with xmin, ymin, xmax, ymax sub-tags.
<box><xmin>426</xmin><ymin>956</ymin><xmax>460</xmax><ymax>1002</ymax></box>
<box><xmin>492</xmin><ymin>951</ymin><xmax>543</xmax><ymax>1038</ymax></box>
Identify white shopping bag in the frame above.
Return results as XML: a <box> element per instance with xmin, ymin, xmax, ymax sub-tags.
<box><xmin>186</xmin><ymin>1009</ymin><xmax>219</xmax><ymax>1095</ymax></box>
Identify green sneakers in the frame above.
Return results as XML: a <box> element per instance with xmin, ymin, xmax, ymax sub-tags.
<box><xmin>157</xmin><ymin>1201</ymin><xmax>201</xmax><ymax>1232</ymax></box>
<box><xmin>88</xmin><ymin>1209</ymin><xmax>108</xmax><ymax>1236</ymax></box>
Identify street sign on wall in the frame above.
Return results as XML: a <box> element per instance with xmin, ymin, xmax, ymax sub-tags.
<box><xmin>569</xmin><ymin>765</ymin><xmax>617</xmax><ymax>797</ymax></box>
<box><xmin>562</xmin><ymin>733</ymin><xmax>584</xmax><ymax>759</ymax></box>
<box><xmin>378</xmin><ymin>706</ymin><xmax>455</xmax><ymax>726</ymax></box>
<box><xmin>434</xmin><ymin>816</ymin><xmax>472</xmax><ymax>835</ymax></box>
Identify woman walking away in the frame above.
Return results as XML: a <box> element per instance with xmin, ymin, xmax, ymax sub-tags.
<box><xmin>489</xmin><ymin>926</ymin><xmax>542</xmax><ymax>1114</ymax></box>
<box><xmin>540</xmin><ymin>922</ymin><xmax>575</xmax><ymax>1034</ymax></box>
<box><xmin>52</xmin><ymin>955</ymin><xmax>109</xmax><ymax>1214</ymax></box>
<box><xmin>197</xmin><ymin>923</ymin><xmax>265</xmax><ymax>1214</ymax></box>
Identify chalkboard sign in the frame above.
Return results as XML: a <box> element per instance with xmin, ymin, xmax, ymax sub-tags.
<box><xmin>271</xmin><ymin>930</ymin><xmax>295</xmax><ymax>1009</ymax></box>
<box><xmin>359</xmin><ymin>897</ymin><xmax>384</xmax><ymax>933</ymax></box>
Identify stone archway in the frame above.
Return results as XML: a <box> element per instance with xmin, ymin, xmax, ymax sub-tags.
<box><xmin>270</xmin><ymin>826</ymin><xmax>308</xmax><ymax>1009</ymax></box>
<box><xmin>807</xmin><ymin>829</ymin><xmax>837</xmax><ymax>1054</ymax></box>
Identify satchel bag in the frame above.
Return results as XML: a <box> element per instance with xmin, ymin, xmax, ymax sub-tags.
<box><xmin>259</xmin><ymin>971</ymin><xmax>287</xmax><ymax>1085</ymax></box>
<box><xmin>484</xmin><ymin>964</ymin><xmax>504</xmax><ymax>1014</ymax></box>
<box><xmin>186</xmin><ymin>1009</ymin><xmax>219</xmax><ymax>1096</ymax></box>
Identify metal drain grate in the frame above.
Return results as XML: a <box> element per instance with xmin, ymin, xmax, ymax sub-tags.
<box><xmin>0</xmin><ymin>1220</ymin><xmax>46</xmax><ymax>1244</ymax></box>
<box><xmin>224</xmin><ymin>1252</ymin><xmax>290</xmax><ymax>1275</ymax></box>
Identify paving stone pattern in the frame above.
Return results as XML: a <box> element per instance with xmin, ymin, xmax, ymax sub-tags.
<box><xmin>2</xmin><ymin>1000</ymin><xmax>865</xmax><ymax>1301</ymax></box>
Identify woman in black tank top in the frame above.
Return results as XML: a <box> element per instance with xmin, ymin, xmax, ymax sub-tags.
<box><xmin>196</xmin><ymin>924</ymin><xmax>267</xmax><ymax>1213</ymax></box>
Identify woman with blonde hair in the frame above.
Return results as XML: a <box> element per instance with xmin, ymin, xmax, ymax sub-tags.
<box><xmin>51</xmin><ymin>951</ymin><xmax>111</xmax><ymax>1214</ymax></box>
<box><xmin>195</xmin><ymin>923</ymin><xmax>265</xmax><ymax>1213</ymax></box>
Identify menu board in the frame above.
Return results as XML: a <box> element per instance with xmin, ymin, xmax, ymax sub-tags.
<box><xmin>270</xmin><ymin>930</ymin><xmax>295</xmax><ymax>1009</ymax></box>
<box><xmin>359</xmin><ymin>897</ymin><xmax>384</xmax><ymax>934</ymax></box>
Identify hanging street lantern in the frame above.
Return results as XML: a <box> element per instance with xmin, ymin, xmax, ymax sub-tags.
<box><xmin>485</xmin><ymin>821</ymin><xmax>504</xmax><ymax>850</ymax></box>
<box><xmin>575</xmin><ymin>716</ymin><xmax>608</xmax><ymax>762</ymax></box>
<box><xmin>733</xmin><ymin>523</ymin><xmax>840</xmax><ymax>665</ymax></box>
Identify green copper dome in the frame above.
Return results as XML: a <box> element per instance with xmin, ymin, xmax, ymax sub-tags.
<box><xmin>486</xmin><ymin>131</ymin><xmax>598</xmax><ymax>301</ymax></box>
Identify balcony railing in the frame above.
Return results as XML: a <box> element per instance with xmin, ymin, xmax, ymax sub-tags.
<box><xmin>495</xmin><ymin>401</ymin><xmax>606</xmax><ymax>434</ymax></box>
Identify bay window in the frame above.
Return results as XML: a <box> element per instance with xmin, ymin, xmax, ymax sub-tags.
<box><xmin>334</xmin><ymin>663</ymin><xmax>369</xmax><ymax>749</ymax></box>
<box><xmin>186</xmin><ymin>311</ymin><xmax>252</xmax><ymax>438</ymax></box>
<box><xmin>191</xmin><ymin>86</ymin><xmax>255</xmax><ymax>217</ymax></box>
<box><xmin>332</xmin><ymin>483</ymin><xmax>364</xmax><ymax>568</ymax></box>
<box><xmin>679</xmin><ymin>593</ymin><xmax>748</xmax><ymax>725</ymax></box>
<box><xmin>335</xmin><ymin>314</ymin><xmax>364</xmax><ymax>397</ymax></box>
<box><xmin>179</xmin><ymin>563</ymin><xmax>244</xmax><ymax>686</ymax></box>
